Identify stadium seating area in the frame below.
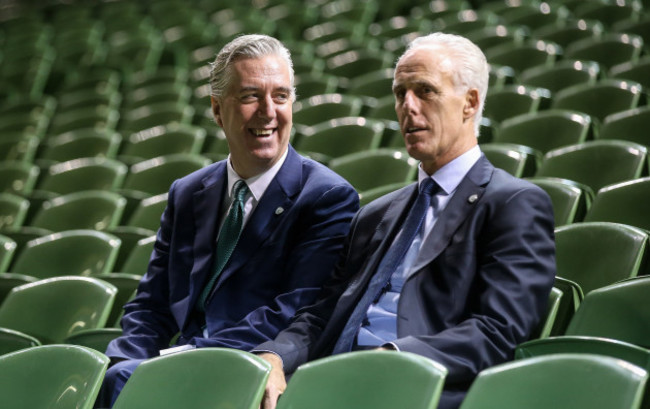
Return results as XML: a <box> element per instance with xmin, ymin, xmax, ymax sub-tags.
<box><xmin>1</xmin><ymin>0</ymin><xmax>650</xmax><ymax>407</ymax></box>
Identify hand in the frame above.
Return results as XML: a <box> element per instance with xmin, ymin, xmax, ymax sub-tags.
<box><xmin>258</xmin><ymin>352</ymin><xmax>287</xmax><ymax>409</ymax></box>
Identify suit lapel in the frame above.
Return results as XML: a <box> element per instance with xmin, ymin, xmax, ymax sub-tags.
<box><xmin>409</xmin><ymin>155</ymin><xmax>494</xmax><ymax>273</ymax></box>
<box><xmin>211</xmin><ymin>147</ymin><xmax>303</xmax><ymax>292</ymax></box>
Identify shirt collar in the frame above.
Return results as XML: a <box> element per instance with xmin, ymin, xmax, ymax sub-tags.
<box><xmin>226</xmin><ymin>147</ymin><xmax>289</xmax><ymax>200</ymax></box>
<box><xmin>417</xmin><ymin>145</ymin><xmax>481</xmax><ymax>195</ymax></box>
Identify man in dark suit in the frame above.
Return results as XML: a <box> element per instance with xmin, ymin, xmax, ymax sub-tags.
<box><xmin>95</xmin><ymin>34</ymin><xmax>359</xmax><ymax>407</ymax></box>
<box><xmin>257</xmin><ymin>32</ymin><xmax>555</xmax><ymax>409</ymax></box>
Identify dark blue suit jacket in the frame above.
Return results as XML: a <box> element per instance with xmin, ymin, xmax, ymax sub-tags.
<box><xmin>256</xmin><ymin>156</ymin><xmax>556</xmax><ymax>409</ymax></box>
<box><xmin>106</xmin><ymin>146</ymin><xmax>359</xmax><ymax>360</ymax></box>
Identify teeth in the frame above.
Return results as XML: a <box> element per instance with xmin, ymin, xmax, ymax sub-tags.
<box><xmin>252</xmin><ymin>129</ymin><xmax>273</xmax><ymax>136</ymax></box>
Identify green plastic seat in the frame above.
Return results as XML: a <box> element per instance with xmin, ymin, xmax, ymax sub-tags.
<box><xmin>347</xmin><ymin>68</ymin><xmax>394</xmax><ymax>98</ymax></box>
<box><xmin>465</xmin><ymin>25</ymin><xmax>527</xmax><ymax>53</ymax></box>
<box><xmin>123</xmin><ymin>154</ymin><xmax>210</xmax><ymax>196</ymax></box>
<box><xmin>294</xmin><ymin>117</ymin><xmax>383</xmax><ymax>163</ymax></box>
<box><xmin>585</xmin><ymin>177</ymin><xmax>650</xmax><ymax>232</ymax></box>
<box><xmin>49</xmin><ymin>105</ymin><xmax>120</xmax><ymax>135</ymax></box>
<box><xmin>534</xmin><ymin>19</ymin><xmax>603</xmax><ymax>48</ymax></box>
<box><xmin>460</xmin><ymin>353</ymin><xmax>648</xmax><ymax>409</ymax></box>
<box><xmin>0</xmin><ymin>135</ymin><xmax>39</xmax><ymax>163</ymax></box>
<box><xmin>555</xmin><ymin>222</ymin><xmax>648</xmax><ymax>295</ymax></box>
<box><xmin>487</xmin><ymin>64</ymin><xmax>516</xmax><ymax>91</ymax></box>
<box><xmin>610</xmin><ymin>55</ymin><xmax>650</xmax><ymax>89</ymax></box>
<box><xmin>498</xmin><ymin>3</ymin><xmax>570</xmax><ymax>29</ymax></box>
<box><xmin>64</xmin><ymin>327</ymin><xmax>123</xmax><ymax>353</ymax></box>
<box><xmin>574</xmin><ymin>0</ymin><xmax>643</xmax><ymax>28</ymax></box>
<box><xmin>484</xmin><ymin>85</ymin><xmax>551</xmax><ymax>123</ymax></box>
<box><xmin>0</xmin><ymin>234</ymin><xmax>17</xmax><ymax>273</ymax></box>
<box><xmin>125</xmin><ymin>193</ymin><xmax>168</xmax><ymax>231</ymax></box>
<box><xmin>0</xmin><ymin>276</ymin><xmax>117</xmax><ymax>344</ymax></box>
<box><xmin>495</xmin><ymin>110</ymin><xmax>592</xmax><ymax>155</ymax></box>
<box><xmin>0</xmin><ymin>327</ymin><xmax>40</xmax><ymax>356</ymax></box>
<box><xmin>565</xmin><ymin>33</ymin><xmax>644</xmax><ymax>71</ymax></box>
<box><xmin>520</xmin><ymin>60</ymin><xmax>600</xmax><ymax>94</ymax></box>
<box><xmin>30</xmin><ymin>190</ymin><xmax>126</xmax><ymax>232</ymax></box>
<box><xmin>516</xmin><ymin>336</ymin><xmax>650</xmax><ymax>377</ymax></box>
<box><xmin>0</xmin><ymin>161</ymin><xmax>40</xmax><ymax>195</ymax></box>
<box><xmin>329</xmin><ymin>149</ymin><xmax>417</xmax><ymax>192</ymax></box>
<box><xmin>367</xmin><ymin>94</ymin><xmax>398</xmax><ymax>122</ymax></box>
<box><xmin>485</xmin><ymin>40</ymin><xmax>561</xmax><ymax>74</ymax></box>
<box><xmin>10</xmin><ymin>229</ymin><xmax>121</xmax><ymax>279</ymax></box>
<box><xmin>536</xmin><ymin>140</ymin><xmax>647</xmax><ymax>193</ymax></box>
<box><xmin>117</xmin><ymin>235</ymin><xmax>155</xmax><ymax>276</ymax></box>
<box><xmin>119</xmin><ymin>123</ymin><xmax>206</xmax><ymax>164</ymax></box>
<box><xmin>112</xmin><ymin>348</ymin><xmax>271</xmax><ymax>409</ymax></box>
<box><xmin>0</xmin><ymin>345</ymin><xmax>109</xmax><ymax>409</ymax></box>
<box><xmin>36</xmin><ymin>157</ymin><xmax>128</xmax><ymax>195</ymax></box>
<box><xmin>551</xmin><ymin>79</ymin><xmax>643</xmax><ymax>123</ymax></box>
<box><xmin>0</xmin><ymin>227</ymin><xmax>52</xmax><ymax>268</ymax></box>
<box><xmin>38</xmin><ymin>129</ymin><xmax>122</xmax><ymax>164</ymax></box>
<box><xmin>0</xmin><ymin>273</ymin><xmax>36</xmax><ymax>305</ymax></box>
<box><xmin>432</xmin><ymin>9</ymin><xmax>500</xmax><ymax>35</ymax></box>
<box><xmin>94</xmin><ymin>273</ymin><xmax>142</xmax><ymax>326</ymax></box>
<box><xmin>566</xmin><ymin>276</ymin><xmax>650</xmax><ymax>349</ymax></box>
<box><xmin>481</xmin><ymin>143</ymin><xmax>542</xmax><ymax>178</ymax></box>
<box><xmin>359</xmin><ymin>182</ymin><xmax>412</xmax><ymax>207</ymax></box>
<box><xmin>0</xmin><ymin>193</ymin><xmax>29</xmax><ymax>230</ymax></box>
<box><xmin>599</xmin><ymin>106</ymin><xmax>650</xmax><ymax>148</ymax></box>
<box><xmin>119</xmin><ymin>102</ymin><xmax>195</xmax><ymax>134</ymax></box>
<box><xmin>124</xmin><ymin>82</ymin><xmax>192</xmax><ymax>110</ymax></box>
<box><xmin>278</xmin><ymin>350</ymin><xmax>447</xmax><ymax>409</ymax></box>
<box><xmin>0</xmin><ymin>111</ymin><xmax>50</xmax><ymax>139</ymax></box>
<box><xmin>551</xmin><ymin>276</ymin><xmax>584</xmax><ymax>336</ymax></box>
<box><xmin>56</xmin><ymin>87</ymin><xmax>123</xmax><ymax>113</ymax></box>
<box><xmin>324</xmin><ymin>49</ymin><xmax>393</xmax><ymax>79</ymax></box>
<box><xmin>294</xmin><ymin>73</ymin><xmax>340</xmax><ymax>100</ymax></box>
<box><xmin>526</xmin><ymin>177</ymin><xmax>592</xmax><ymax>226</ymax></box>
<box><xmin>292</xmin><ymin>94</ymin><xmax>363</xmax><ymax>126</ymax></box>
<box><xmin>531</xmin><ymin>287</ymin><xmax>563</xmax><ymax>340</ymax></box>
<box><xmin>106</xmin><ymin>226</ymin><xmax>156</xmax><ymax>271</ymax></box>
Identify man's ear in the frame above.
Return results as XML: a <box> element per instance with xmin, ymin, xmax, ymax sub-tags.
<box><xmin>463</xmin><ymin>88</ymin><xmax>480</xmax><ymax>120</ymax></box>
<box><xmin>210</xmin><ymin>95</ymin><xmax>223</xmax><ymax>127</ymax></box>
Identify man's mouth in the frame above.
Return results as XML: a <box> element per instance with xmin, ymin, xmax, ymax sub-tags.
<box><xmin>405</xmin><ymin>127</ymin><xmax>426</xmax><ymax>134</ymax></box>
<box><xmin>251</xmin><ymin>128</ymin><xmax>274</xmax><ymax>136</ymax></box>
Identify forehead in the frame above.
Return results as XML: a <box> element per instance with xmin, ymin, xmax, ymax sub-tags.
<box><xmin>394</xmin><ymin>46</ymin><xmax>455</xmax><ymax>85</ymax></box>
<box><xmin>229</xmin><ymin>55</ymin><xmax>291</xmax><ymax>87</ymax></box>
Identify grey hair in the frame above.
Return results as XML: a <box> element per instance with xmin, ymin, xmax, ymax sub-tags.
<box><xmin>397</xmin><ymin>32</ymin><xmax>489</xmax><ymax>136</ymax></box>
<box><xmin>209</xmin><ymin>34</ymin><xmax>296</xmax><ymax>101</ymax></box>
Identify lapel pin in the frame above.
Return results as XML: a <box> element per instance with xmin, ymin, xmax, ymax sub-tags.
<box><xmin>275</xmin><ymin>207</ymin><xmax>284</xmax><ymax>215</ymax></box>
<box><xmin>468</xmin><ymin>194</ymin><xmax>478</xmax><ymax>203</ymax></box>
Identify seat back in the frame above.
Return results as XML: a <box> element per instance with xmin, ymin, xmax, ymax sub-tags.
<box><xmin>495</xmin><ymin>110</ymin><xmax>592</xmax><ymax>154</ymax></box>
<box><xmin>119</xmin><ymin>235</ymin><xmax>156</xmax><ymax>275</ymax></box>
<box><xmin>277</xmin><ymin>350</ymin><xmax>447</xmax><ymax>409</ymax></box>
<box><xmin>0</xmin><ymin>235</ymin><xmax>17</xmax><ymax>274</ymax></box>
<box><xmin>30</xmin><ymin>190</ymin><xmax>126</xmax><ymax>232</ymax></box>
<box><xmin>531</xmin><ymin>287</ymin><xmax>563</xmax><ymax>339</ymax></box>
<box><xmin>555</xmin><ymin>222</ymin><xmax>648</xmax><ymax>295</ymax></box>
<box><xmin>123</xmin><ymin>154</ymin><xmax>210</xmax><ymax>195</ymax></box>
<box><xmin>566</xmin><ymin>276</ymin><xmax>650</xmax><ymax>348</ymax></box>
<box><xmin>0</xmin><ymin>161</ymin><xmax>40</xmax><ymax>195</ymax></box>
<box><xmin>460</xmin><ymin>353</ymin><xmax>648</xmax><ymax>409</ymax></box>
<box><xmin>0</xmin><ymin>276</ymin><xmax>117</xmax><ymax>343</ymax></box>
<box><xmin>37</xmin><ymin>157</ymin><xmax>128</xmax><ymax>195</ymax></box>
<box><xmin>526</xmin><ymin>177</ymin><xmax>591</xmax><ymax>226</ymax></box>
<box><xmin>11</xmin><ymin>229</ymin><xmax>121</xmax><ymax>279</ymax></box>
<box><xmin>0</xmin><ymin>192</ymin><xmax>29</xmax><ymax>229</ymax></box>
<box><xmin>292</xmin><ymin>94</ymin><xmax>363</xmax><ymax>126</ymax></box>
<box><xmin>0</xmin><ymin>345</ymin><xmax>109</xmax><ymax>409</ymax></box>
<box><xmin>536</xmin><ymin>140</ymin><xmax>647</xmax><ymax>193</ymax></box>
<box><xmin>126</xmin><ymin>193</ymin><xmax>168</xmax><ymax>230</ymax></box>
<box><xmin>481</xmin><ymin>143</ymin><xmax>542</xmax><ymax>177</ymax></box>
<box><xmin>113</xmin><ymin>348</ymin><xmax>271</xmax><ymax>409</ymax></box>
<box><xmin>599</xmin><ymin>106</ymin><xmax>650</xmax><ymax>149</ymax></box>
<box><xmin>329</xmin><ymin>149</ymin><xmax>417</xmax><ymax>191</ymax></box>
<box><xmin>585</xmin><ymin>177</ymin><xmax>650</xmax><ymax>232</ymax></box>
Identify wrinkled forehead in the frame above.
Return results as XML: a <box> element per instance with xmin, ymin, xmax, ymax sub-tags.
<box><xmin>393</xmin><ymin>46</ymin><xmax>456</xmax><ymax>88</ymax></box>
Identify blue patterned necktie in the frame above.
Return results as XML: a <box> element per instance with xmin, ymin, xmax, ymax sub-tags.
<box><xmin>197</xmin><ymin>179</ymin><xmax>250</xmax><ymax>311</ymax></box>
<box><xmin>332</xmin><ymin>178</ymin><xmax>438</xmax><ymax>354</ymax></box>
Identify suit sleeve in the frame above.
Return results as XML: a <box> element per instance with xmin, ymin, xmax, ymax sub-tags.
<box><xmin>105</xmin><ymin>181</ymin><xmax>182</xmax><ymax>360</ymax></box>
<box><xmin>391</xmin><ymin>186</ymin><xmax>556</xmax><ymax>385</ymax></box>
<box><xmin>192</xmin><ymin>183</ymin><xmax>359</xmax><ymax>350</ymax></box>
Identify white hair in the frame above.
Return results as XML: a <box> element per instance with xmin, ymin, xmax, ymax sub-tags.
<box><xmin>209</xmin><ymin>34</ymin><xmax>296</xmax><ymax>101</ymax></box>
<box><xmin>397</xmin><ymin>32</ymin><xmax>489</xmax><ymax>136</ymax></box>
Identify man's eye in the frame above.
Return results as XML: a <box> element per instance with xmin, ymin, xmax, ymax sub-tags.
<box><xmin>241</xmin><ymin>94</ymin><xmax>257</xmax><ymax>102</ymax></box>
<box><xmin>274</xmin><ymin>94</ymin><xmax>289</xmax><ymax>102</ymax></box>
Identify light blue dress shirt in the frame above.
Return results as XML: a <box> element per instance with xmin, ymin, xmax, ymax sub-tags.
<box><xmin>356</xmin><ymin>145</ymin><xmax>482</xmax><ymax>347</ymax></box>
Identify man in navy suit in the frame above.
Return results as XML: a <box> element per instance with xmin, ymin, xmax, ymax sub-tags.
<box><xmin>95</xmin><ymin>34</ymin><xmax>359</xmax><ymax>407</ymax></box>
<box><xmin>257</xmin><ymin>32</ymin><xmax>556</xmax><ymax>409</ymax></box>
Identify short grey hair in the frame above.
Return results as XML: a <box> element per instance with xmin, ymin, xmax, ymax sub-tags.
<box><xmin>397</xmin><ymin>32</ymin><xmax>489</xmax><ymax>136</ymax></box>
<box><xmin>209</xmin><ymin>34</ymin><xmax>296</xmax><ymax>101</ymax></box>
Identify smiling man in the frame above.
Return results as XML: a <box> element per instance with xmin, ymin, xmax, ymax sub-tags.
<box><xmin>94</xmin><ymin>34</ymin><xmax>359</xmax><ymax>407</ymax></box>
<box><xmin>257</xmin><ymin>32</ymin><xmax>556</xmax><ymax>409</ymax></box>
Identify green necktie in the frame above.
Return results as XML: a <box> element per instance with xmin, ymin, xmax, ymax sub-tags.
<box><xmin>198</xmin><ymin>179</ymin><xmax>249</xmax><ymax>311</ymax></box>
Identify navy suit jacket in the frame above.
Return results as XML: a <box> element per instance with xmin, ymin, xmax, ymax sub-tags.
<box><xmin>256</xmin><ymin>156</ymin><xmax>556</xmax><ymax>409</ymax></box>
<box><xmin>106</xmin><ymin>146</ymin><xmax>359</xmax><ymax>360</ymax></box>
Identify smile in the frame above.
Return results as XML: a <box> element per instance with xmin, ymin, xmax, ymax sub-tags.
<box><xmin>251</xmin><ymin>129</ymin><xmax>274</xmax><ymax>136</ymax></box>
